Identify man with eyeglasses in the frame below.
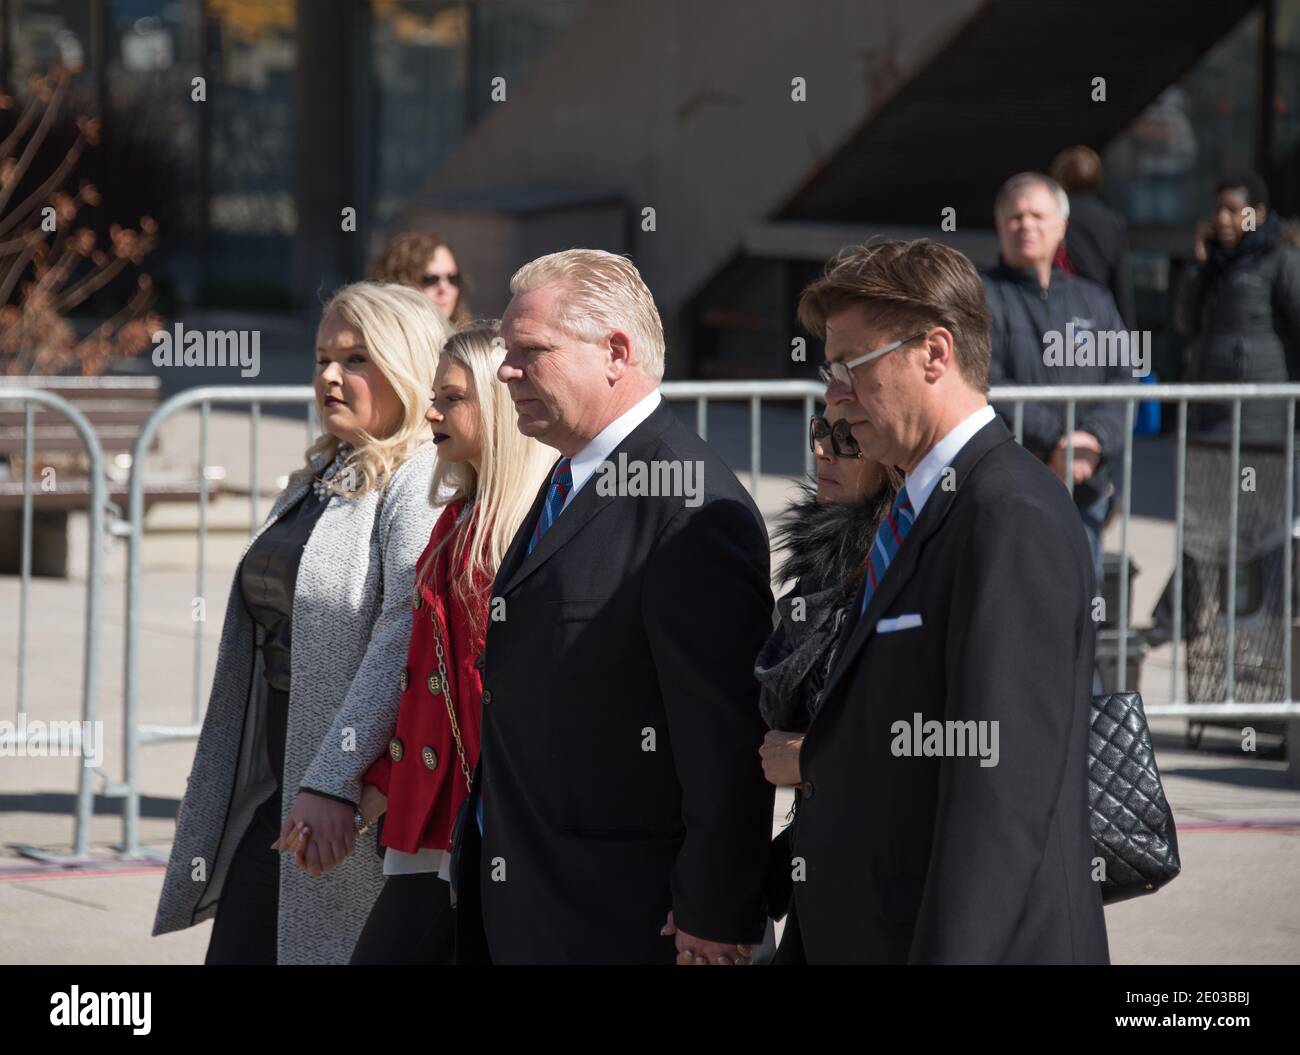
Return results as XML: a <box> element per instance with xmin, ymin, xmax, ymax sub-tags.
<box><xmin>776</xmin><ymin>239</ymin><xmax>1109</xmax><ymax>965</ymax></box>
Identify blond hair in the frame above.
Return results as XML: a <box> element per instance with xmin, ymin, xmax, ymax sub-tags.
<box><xmin>509</xmin><ymin>249</ymin><xmax>666</xmax><ymax>381</ymax></box>
<box><xmin>294</xmin><ymin>281</ymin><xmax>451</xmax><ymax>497</ymax></box>
<box><xmin>421</xmin><ymin>321</ymin><xmax>554</xmax><ymax>636</ymax></box>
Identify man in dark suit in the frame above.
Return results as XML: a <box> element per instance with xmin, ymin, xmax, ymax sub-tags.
<box><xmin>453</xmin><ymin>249</ymin><xmax>775</xmax><ymax>964</ymax></box>
<box><xmin>778</xmin><ymin>239</ymin><xmax>1110</xmax><ymax>964</ymax></box>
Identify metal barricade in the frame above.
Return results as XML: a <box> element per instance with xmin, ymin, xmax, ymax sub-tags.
<box><xmin>120</xmin><ymin>385</ymin><xmax>315</xmax><ymax>857</ymax></box>
<box><xmin>660</xmin><ymin>379</ymin><xmax>821</xmax><ymax>493</ymax></box>
<box><xmin>0</xmin><ymin>388</ymin><xmax>107</xmax><ymax>862</ymax></box>
<box><xmin>116</xmin><ymin>379</ymin><xmax>816</xmax><ymax>856</ymax></box>
<box><xmin>993</xmin><ymin>382</ymin><xmax>1299</xmax><ymax>720</ymax></box>
<box><xmin>114</xmin><ymin>378</ymin><xmax>1300</xmax><ymax>857</ymax></box>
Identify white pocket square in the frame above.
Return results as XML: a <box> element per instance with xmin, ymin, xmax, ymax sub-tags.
<box><xmin>877</xmin><ymin>613</ymin><xmax>923</xmax><ymax>633</ymax></box>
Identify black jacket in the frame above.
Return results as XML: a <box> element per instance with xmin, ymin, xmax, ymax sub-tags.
<box><xmin>1175</xmin><ymin>214</ymin><xmax>1300</xmax><ymax>445</ymax></box>
<box><xmin>755</xmin><ymin>481</ymin><xmax>889</xmax><ymax>922</ymax></box>
<box><xmin>1065</xmin><ymin>192</ymin><xmax>1136</xmax><ymax>328</ymax></box>
<box><xmin>456</xmin><ymin>400</ymin><xmax>775</xmax><ymax>964</ymax></box>
<box><xmin>755</xmin><ymin>481</ymin><xmax>889</xmax><ymax>733</ymax></box>
<box><xmin>783</xmin><ymin>416</ymin><xmax>1110</xmax><ymax>964</ymax></box>
<box><xmin>983</xmin><ymin>261</ymin><xmax>1138</xmax><ymax>507</ymax></box>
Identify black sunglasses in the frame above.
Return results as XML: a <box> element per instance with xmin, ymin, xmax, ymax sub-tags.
<box><xmin>420</xmin><ymin>272</ymin><xmax>462</xmax><ymax>289</ymax></box>
<box><xmin>809</xmin><ymin>415</ymin><xmax>862</xmax><ymax>459</ymax></box>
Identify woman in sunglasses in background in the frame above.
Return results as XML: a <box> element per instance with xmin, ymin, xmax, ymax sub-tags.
<box><xmin>370</xmin><ymin>230</ymin><xmax>471</xmax><ymax>326</ymax></box>
<box><xmin>753</xmin><ymin>396</ymin><xmax>898</xmax><ymax>951</ymax></box>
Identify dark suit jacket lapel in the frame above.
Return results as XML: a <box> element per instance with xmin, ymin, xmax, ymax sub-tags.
<box><xmin>496</xmin><ymin>400</ymin><xmax>676</xmax><ymax>597</ymax></box>
<box><xmin>813</xmin><ymin>416</ymin><xmax>1014</xmax><ymax>715</ymax></box>
<box><xmin>492</xmin><ymin>467</ymin><xmax>553</xmax><ymax>598</ymax></box>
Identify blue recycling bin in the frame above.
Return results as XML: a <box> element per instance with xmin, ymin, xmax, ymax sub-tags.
<box><xmin>1134</xmin><ymin>371</ymin><xmax>1160</xmax><ymax>435</ymax></box>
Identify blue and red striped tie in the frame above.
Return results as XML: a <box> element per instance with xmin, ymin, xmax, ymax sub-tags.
<box><xmin>860</xmin><ymin>485</ymin><xmax>914</xmax><ymax>616</ymax></box>
<box><xmin>527</xmin><ymin>457</ymin><xmax>573</xmax><ymax>556</ymax></box>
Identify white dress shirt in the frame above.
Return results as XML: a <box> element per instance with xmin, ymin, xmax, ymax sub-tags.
<box><xmin>382</xmin><ymin>845</ymin><xmax>450</xmax><ymax>879</ymax></box>
<box><xmin>904</xmin><ymin>404</ymin><xmax>996</xmax><ymax>517</ymax></box>
<box><xmin>563</xmin><ymin>388</ymin><xmax>663</xmax><ymax>509</ymax></box>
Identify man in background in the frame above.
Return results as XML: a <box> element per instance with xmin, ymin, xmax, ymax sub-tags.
<box><xmin>982</xmin><ymin>171</ymin><xmax>1137</xmax><ymax>596</ymax></box>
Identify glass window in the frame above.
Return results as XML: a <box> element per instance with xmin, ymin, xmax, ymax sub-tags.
<box><xmin>369</xmin><ymin>0</ymin><xmax>469</xmax><ymax>228</ymax></box>
<box><xmin>10</xmin><ymin>0</ymin><xmax>94</xmax><ymax>85</ymax></box>
<box><xmin>202</xmin><ymin>0</ymin><xmax>296</xmax><ymax>306</ymax></box>
<box><xmin>103</xmin><ymin>0</ymin><xmax>203</xmax><ymax>307</ymax></box>
<box><xmin>368</xmin><ymin>0</ymin><xmax>585</xmax><ymax>227</ymax></box>
<box><xmin>1272</xmin><ymin>0</ymin><xmax>1300</xmax><ymax>218</ymax></box>
<box><xmin>467</xmin><ymin>0</ymin><xmax>585</xmax><ymax>124</ymax></box>
<box><xmin>1102</xmin><ymin>9</ymin><xmax>1261</xmax><ymax>228</ymax></box>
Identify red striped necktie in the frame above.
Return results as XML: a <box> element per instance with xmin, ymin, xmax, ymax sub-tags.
<box><xmin>527</xmin><ymin>457</ymin><xmax>573</xmax><ymax>556</ymax></box>
<box><xmin>860</xmin><ymin>485</ymin><xmax>915</xmax><ymax>616</ymax></box>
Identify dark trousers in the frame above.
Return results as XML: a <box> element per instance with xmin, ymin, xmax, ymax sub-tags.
<box><xmin>204</xmin><ymin>684</ymin><xmax>288</xmax><ymax>966</ymax></box>
<box><xmin>350</xmin><ymin>872</ymin><xmax>456</xmax><ymax>964</ymax></box>
<box><xmin>204</xmin><ymin>786</ymin><xmax>282</xmax><ymax>964</ymax></box>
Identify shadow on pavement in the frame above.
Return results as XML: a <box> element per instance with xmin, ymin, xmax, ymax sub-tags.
<box><xmin>0</xmin><ymin>792</ymin><xmax>180</xmax><ymax>819</ymax></box>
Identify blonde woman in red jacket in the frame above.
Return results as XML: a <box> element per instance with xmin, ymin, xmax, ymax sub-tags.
<box><xmin>361</xmin><ymin>320</ymin><xmax>553</xmax><ymax>963</ymax></box>
<box><xmin>283</xmin><ymin>321</ymin><xmax>551</xmax><ymax>963</ymax></box>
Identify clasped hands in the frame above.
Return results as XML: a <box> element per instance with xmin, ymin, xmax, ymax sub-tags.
<box><xmin>660</xmin><ymin>723</ymin><xmax>787</xmax><ymax>965</ymax></box>
<box><xmin>272</xmin><ymin>785</ymin><xmax>386</xmax><ymax>876</ymax></box>
<box><xmin>661</xmin><ymin>911</ymin><xmax>753</xmax><ymax>965</ymax></box>
<box><xmin>275</xmin><ymin>790</ymin><xmax>752</xmax><ymax>963</ymax></box>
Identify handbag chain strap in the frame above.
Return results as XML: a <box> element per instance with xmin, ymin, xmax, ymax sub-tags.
<box><xmin>434</xmin><ymin>630</ymin><xmax>474</xmax><ymax>794</ymax></box>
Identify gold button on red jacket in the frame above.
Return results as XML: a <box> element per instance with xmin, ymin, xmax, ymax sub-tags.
<box><xmin>363</xmin><ymin>499</ymin><xmax>488</xmax><ymax>853</ymax></box>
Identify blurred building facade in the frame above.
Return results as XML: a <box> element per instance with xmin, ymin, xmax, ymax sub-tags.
<box><xmin>0</xmin><ymin>0</ymin><xmax>1297</xmax><ymax>379</ymax></box>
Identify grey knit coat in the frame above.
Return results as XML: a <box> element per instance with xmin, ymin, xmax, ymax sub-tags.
<box><xmin>152</xmin><ymin>441</ymin><xmax>442</xmax><ymax>964</ymax></box>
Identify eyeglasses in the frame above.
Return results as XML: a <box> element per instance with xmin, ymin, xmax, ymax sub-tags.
<box><xmin>420</xmin><ymin>272</ymin><xmax>461</xmax><ymax>289</ymax></box>
<box><xmin>809</xmin><ymin>415</ymin><xmax>862</xmax><ymax>459</ymax></box>
<box><xmin>817</xmin><ymin>331</ymin><xmax>928</xmax><ymax>389</ymax></box>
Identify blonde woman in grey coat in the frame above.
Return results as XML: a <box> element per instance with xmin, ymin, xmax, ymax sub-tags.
<box><xmin>152</xmin><ymin>282</ymin><xmax>451</xmax><ymax>964</ymax></box>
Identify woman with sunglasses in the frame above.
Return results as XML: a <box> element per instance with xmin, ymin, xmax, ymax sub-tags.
<box><xmin>370</xmin><ymin>230</ymin><xmax>471</xmax><ymax>326</ymax></box>
<box><xmin>754</xmin><ymin>399</ymin><xmax>898</xmax><ymax>940</ymax></box>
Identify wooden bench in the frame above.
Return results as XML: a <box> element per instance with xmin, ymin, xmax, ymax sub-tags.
<box><xmin>0</xmin><ymin>376</ymin><xmax>220</xmax><ymax>575</ymax></box>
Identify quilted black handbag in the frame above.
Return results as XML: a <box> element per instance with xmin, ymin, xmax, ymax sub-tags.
<box><xmin>1089</xmin><ymin>691</ymin><xmax>1181</xmax><ymax>903</ymax></box>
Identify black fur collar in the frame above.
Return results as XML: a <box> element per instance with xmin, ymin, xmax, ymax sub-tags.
<box><xmin>772</xmin><ymin>477</ymin><xmax>892</xmax><ymax>592</ymax></box>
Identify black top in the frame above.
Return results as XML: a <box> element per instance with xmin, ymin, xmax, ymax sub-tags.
<box><xmin>756</xmin><ymin>480</ymin><xmax>887</xmax><ymax>732</ymax></box>
<box><xmin>1064</xmin><ymin>192</ymin><xmax>1135</xmax><ymax>328</ymax></box>
<box><xmin>1175</xmin><ymin>214</ymin><xmax>1300</xmax><ymax>444</ymax></box>
<box><xmin>240</xmin><ymin>488</ymin><xmax>329</xmax><ymax>693</ymax></box>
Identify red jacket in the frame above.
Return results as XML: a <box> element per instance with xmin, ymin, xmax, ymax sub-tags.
<box><xmin>363</xmin><ymin>499</ymin><xmax>488</xmax><ymax>853</ymax></box>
